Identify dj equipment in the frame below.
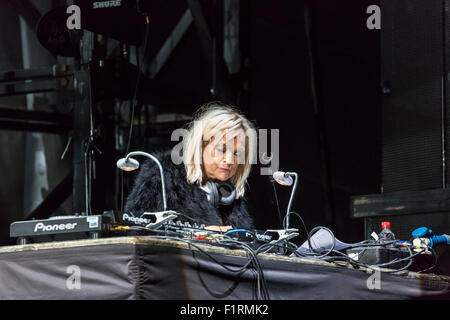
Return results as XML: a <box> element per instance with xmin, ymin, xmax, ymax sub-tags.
<box><xmin>119</xmin><ymin>211</ymin><xmax>277</xmax><ymax>246</ymax></box>
<box><xmin>161</xmin><ymin>222</ymin><xmax>278</xmax><ymax>249</ymax></box>
<box><xmin>121</xmin><ymin>211</ymin><xmax>177</xmax><ymax>229</ymax></box>
<box><xmin>9</xmin><ymin>208</ymin><xmax>286</xmax><ymax>252</ymax></box>
<box><xmin>10</xmin><ymin>214</ymin><xmax>114</xmax><ymax>245</ymax></box>
<box><xmin>201</xmin><ymin>180</ymin><xmax>237</xmax><ymax>208</ymax></box>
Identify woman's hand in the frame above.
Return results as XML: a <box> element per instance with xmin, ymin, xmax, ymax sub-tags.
<box><xmin>205</xmin><ymin>225</ymin><xmax>233</xmax><ymax>232</ymax></box>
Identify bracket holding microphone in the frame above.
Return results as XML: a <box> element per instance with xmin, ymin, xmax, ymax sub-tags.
<box><xmin>140</xmin><ymin>211</ymin><xmax>178</xmax><ymax>229</ymax></box>
<box><xmin>265</xmin><ymin>228</ymin><xmax>300</xmax><ymax>244</ymax></box>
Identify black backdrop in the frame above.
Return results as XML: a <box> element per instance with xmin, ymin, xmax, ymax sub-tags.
<box><xmin>0</xmin><ymin>0</ymin><xmax>381</xmax><ymax>246</ymax></box>
<box><xmin>245</xmin><ymin>0</ymin><xmax>381</xmax><ymax>244</ymax></box>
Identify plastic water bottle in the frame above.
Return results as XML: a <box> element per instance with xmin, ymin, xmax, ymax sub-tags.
<box><xmin>378</xmin><ymin>221</ymin><xmax>396</xmax><ymax>241</ymax></box>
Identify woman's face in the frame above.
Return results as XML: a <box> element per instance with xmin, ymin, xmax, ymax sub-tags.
<box><xmin>202</xmin><ymin>132</ymin><xmax>246</xmax><ymax>182</ymax></box>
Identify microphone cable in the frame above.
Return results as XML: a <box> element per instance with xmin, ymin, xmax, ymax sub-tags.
<box><xmin>145</xmin><ymin>233</ymin><xmax>271</xmax><ymax>300</ymax></box>
<box><xmin>120</xmin><ymin>15</ymin><xmax>150</xmax><ymax>212</ymax></box>
<box><xmin>269</xmin><ymin>176</ymin><xmax>283</xmax><ymax>228</ymax></box>
<box><xmin>125</xmin><ymin>15</ymin><xmax>150</xmax><ymax>156</ymax></box>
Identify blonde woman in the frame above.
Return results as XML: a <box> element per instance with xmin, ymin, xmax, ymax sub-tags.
<box><xmin>124</xmin><ymin>102</ymin><xmax>256</xmax><ymax>229</ymax></box>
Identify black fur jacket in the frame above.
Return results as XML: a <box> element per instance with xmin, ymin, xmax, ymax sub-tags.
<box><xmin>124</xmin><ymin>149</ymin><xmax>254</xmax><ymax>229</ymax></box>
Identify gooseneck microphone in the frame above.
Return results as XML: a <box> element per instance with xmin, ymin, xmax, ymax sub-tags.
<box><xmin>273</xmin><ymin>171</ymin><xmax>298</xmax><ymax>229</ymax></box>
<box><xmin>116</xmin><ymin>151</ymin><xmax>167</xmax><ymax>211</ymax></box>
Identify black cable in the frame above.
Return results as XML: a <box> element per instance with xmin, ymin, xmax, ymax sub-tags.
<box><xmin>120</xmin><ymin>170</ymin><xmax>124</xmax><ymax>212</ymax></box>
<box><xmin>220</xmin><ymin>239</ymin><xmax>270</xmax><ymax>300</ymax></box>
<box><xmin>219</xmin><ymin>238</ymin><xmax>271</xmax><ymax>300</ymax></box>
<box><xmin>125</xmin><ymin>16</ymin><xmax>150</xmax><ymax>156</ymax></box>
<box><xmin>324</xmin><ymin>248</ymin><xmax>415</xmax><ymax>274</ymax></box>
<box><xmin>281</xmin><ymin>224</ymin><xmax>421</xmax><ymax>274</ymax></box>
<box><xmin>256</xmin><ymin>241</ymin><xmax>299</xmax><ymax>256</ymax></box>
<box><xmin>119</xmin><ymin>18</ymin><xmax>150</xmax><ymax>213</ymax></box>
<box><xmin>125</xmin><ymin>226</ymin><xmax>270</xmax><ymax>300</ymax></box>
<box><xmin>305</xmin><ymin>226</ymin><xmax>335</xmax><ymax>258</ymax></box>
<box><xmin>270</xmin><ymin>177</ymin><xmax>283</xmax><ymax>228</ymax></box>
<box><xmin>84</xmin><ymin>138</ymin><xmax>91</xmax><ymax>215</ymax></box>
<box><xmin>284</xmin><ymin>211</ymin><xmax>309</xmax><ymax>239</ymax></box>
<box><xmin>345</xmin><ymin>240</ymin><xmax>398</xmax><ymax>248</ymax></box>
<box><xmin>264</xmin><ymin>229</ymin><xmax>432</xmax><ymax>276</ymax></box>
<box><xmin>305</xmin><ymin>239</ymin><xmax>419</xmax><ymax>274</ymax></box>
<box><xmin>135</xmin><ymin>232</ymin><xmax>254</xmax><ymax>272</ymax></box>
<box><xmin>256</xmin><ymin>233</ymin><xmax>436</xmax><ymax>276</ymax></box>
<box><xmin>417</xmin><ymin>247</ymin><xmax>438</xmax><ymax>274</ymax></box>
<box><xmin>169</xmin><ymin>235</ymin><xmax>269</xmax><ymax>299</ymax></box>
<box><xmin>375</xmin><ymin>246</ymin><xmax>418</xmax><ymax>267</ymax></box>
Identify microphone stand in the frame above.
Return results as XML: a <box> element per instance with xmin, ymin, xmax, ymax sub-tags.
<box><xmin>267</xmin><ymin>171</ymin><xmax>300</xmax><ymax>255</ymax></box>
<box><xmin>122</xmin><ymin>151</ymin><xmax>167</xmax><ymax>211</ymax></box>
<box><xmin>118</xmin><ymin>151</ymin><xmax>177</xmax><ymax>229</ymax></box>
<box><xmin>285</xmin><ymin>172</ymin><xmax>298</xmax><ymax>230</ymax></box>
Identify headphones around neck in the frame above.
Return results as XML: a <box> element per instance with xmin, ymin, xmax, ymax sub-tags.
<box><xmin>202</xmin><ymin>180</ymin><xmax>237</xmax><ymax>208</ymax></box>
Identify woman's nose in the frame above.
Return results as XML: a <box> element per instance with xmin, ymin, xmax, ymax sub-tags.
<box><xmin>222</xmin><ymin>151</ymin><xmax>234</xmax><ymax>164</ymax></box>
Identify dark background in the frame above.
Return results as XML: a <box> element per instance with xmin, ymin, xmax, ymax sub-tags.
<box><xmin>245</xmin><ymin>0</ymin><xmax>380</xmax><ymax>244</ymax></box>
<box><xmin>0</xmin><ymin>0</ymin><xmax>381</xmax><ymax>246</ymax></box>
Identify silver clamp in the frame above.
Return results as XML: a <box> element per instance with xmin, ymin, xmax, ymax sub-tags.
<box><xmin>266</xmin><ymin>228</ymin><xmax>299</xmax><ymax>244</ymax></box>
<box><xmin>141</xmin><ymin>211</ymin><xmax>178</xmax><ymax>229</ymax></box>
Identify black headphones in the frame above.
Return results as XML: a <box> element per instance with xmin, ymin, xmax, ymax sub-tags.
<box><xmin>202</xmin><ymin>180</ymin><xmax>237</xmax><ymax>208</ymax></box>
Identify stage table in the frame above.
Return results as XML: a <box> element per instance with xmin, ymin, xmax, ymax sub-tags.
<box><xmin>0</xmin><ymin>236</ymin><xmax>448</xmax><ymax>300</ymax></box>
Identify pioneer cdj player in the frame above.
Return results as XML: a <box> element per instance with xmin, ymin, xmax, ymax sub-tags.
<box><xmin>10</xmin><ymin>213</ymin><xmax>115</xmax><ymax>245</ymax></box>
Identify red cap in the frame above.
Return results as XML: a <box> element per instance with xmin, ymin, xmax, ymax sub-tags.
<box><xmin>381</xmin><ymin>221</ymin><xmax>391</xmax><ymax>228</ymax></box>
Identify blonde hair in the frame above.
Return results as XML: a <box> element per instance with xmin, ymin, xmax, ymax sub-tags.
<box><xmin>183</xmin><ymin>102</ymin><xmax>256</xmax><ymax>198</ymax></box>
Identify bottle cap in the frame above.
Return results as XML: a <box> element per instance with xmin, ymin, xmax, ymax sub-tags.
<box><xmin>381</xmin><ymin>221</ymin><xmax>391</xmax><ymax>228</ymax></box>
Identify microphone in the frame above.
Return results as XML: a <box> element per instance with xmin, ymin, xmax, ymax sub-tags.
<box><xmin>272</xmin><ymin>171</ymin><xmax>299</xmax><ymax>230</ymax></box>
<box><xmin>117</xmin><ymin>151</ymin><xmax>167</xmax><ymax>211</ymax></box>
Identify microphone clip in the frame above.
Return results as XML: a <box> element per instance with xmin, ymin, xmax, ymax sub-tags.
<box><xmin>141</xmin><ymin>211</ymin><xmax>178</xmax><ymax>230</ymax></box>
<box><xmin>265</xmin><ymin>228</ymin><xmax>299</xmax><ymax>244</ymax></box>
